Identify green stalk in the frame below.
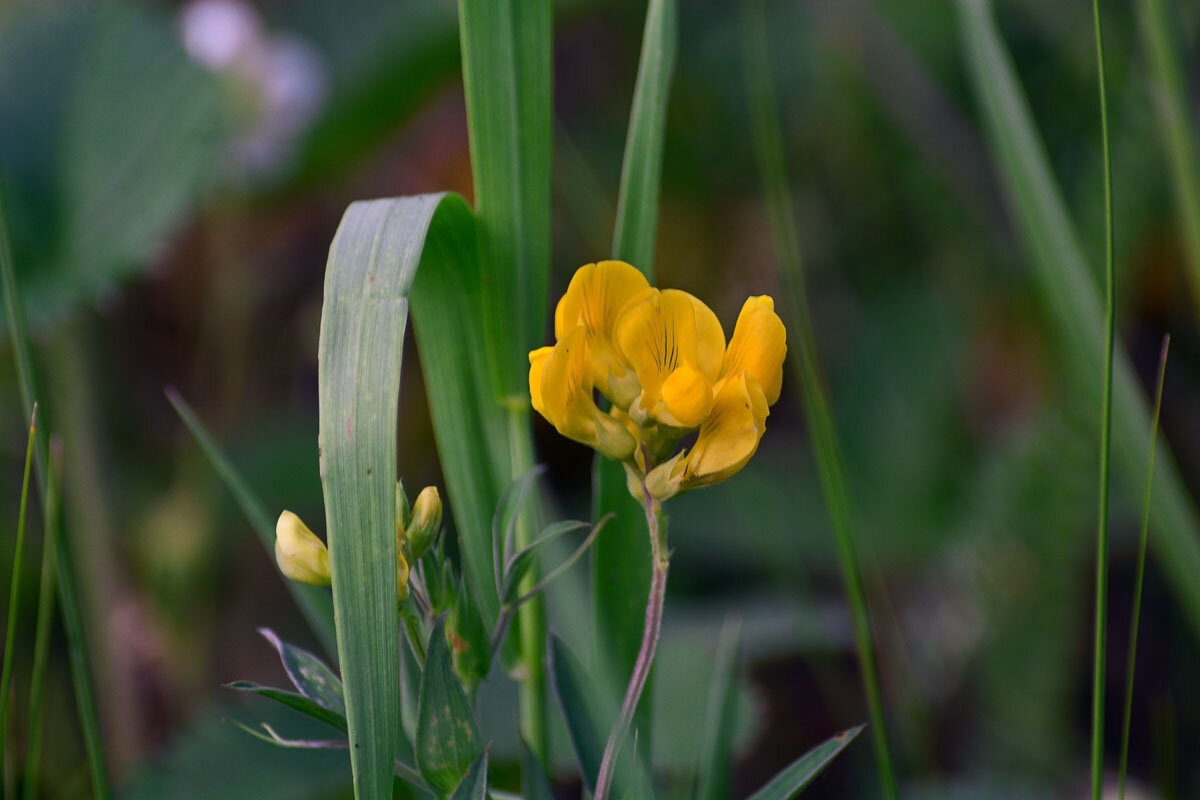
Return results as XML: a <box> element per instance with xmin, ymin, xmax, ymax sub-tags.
<box><xmin>23</xmin><ymin>447</ymin><xmax>59</xmax><ymax>800</ymax></box>
<box><xmin>1117</xmin><ymin>335</ymin><xmax>1169</xmax><ymax>799</ymax></box>
<box><xmin>1089</xmin><ymin>2</ymin><xmax>1117</xmax><ymax>798</ymax></box>
<box><xmin>0</xmin><ymin>189</ymin><xmax>109</xmax><ymax>797</ymax></box>
<box><xmin>507</xmin><ymin>409</ymin><xmax>547</xmax><ymax>761</ymax></box>
<box><xmin>0</xmin><ymin>404</ymin><xmax>37</xmax><ymax>781</ymax></box>
<box><xmin>739</xmin><ymin>2</ymin><xmax>897</xmax><ymax>796</ymax></box>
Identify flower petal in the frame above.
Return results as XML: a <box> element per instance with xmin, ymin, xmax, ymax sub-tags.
<box><xmin>723</xmin><ymin>296</ymin><xmax>787</xmax><ymax>405</ymax></box>
<box><xmin>682</xmin><ymin>373</ymin><xmax>769</xmax><ymax>487</ymax></box>
<box><xmin>554</xmin><ymin>260</ymin><xmax>651</xmax><ymax>340</ymax></box>
<box><xmin>661</xmin><ymin>364</ymin><xmax>713</xmax><ymax>428</ymax></box>
<box><xmin>528</xmin><ymin>346</ymin><xmax>553</xmax><ymax>419</ymax></box>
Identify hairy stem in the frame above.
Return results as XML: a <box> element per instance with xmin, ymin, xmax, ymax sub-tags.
<box><xmin>594</xmin><ymin>484</ymin><xmax>666</xmax><ymax>800</ymax></box>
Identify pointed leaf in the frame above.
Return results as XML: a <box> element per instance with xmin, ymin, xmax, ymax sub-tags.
<box><xmin>225</xmin><ymin>682</ymin><xmax>347</xmax><ymax>734</ymax></box>
<box><xmin>501</xmin><ymin>520</ymin><xmax>590</xmax><ymax>604</ymax></box>
<box><xmin>746</xmin><ymin>726</ymin><xmax>863</xmax><ymax>800</ymax></box>
<box><xmin>520</xmin><ymin>737</ymin><xmax>555</xmax><ymax>800</ymax></box>
<box><xmin>449</xmin><ymin>751</ymin><xmax>489</xmax><ymax>800</ymax></box>
<box><xmin>696</xmin><ymin>617</ymin><xmax>742</xmax><ymax>800</ymax></box>
<box><xmin>258</xmin><ymin>628</ymin><xmax>345</xmax><ymax>715</ymax></box>
<box><xmin>417</xmin><ymin>616</ymin><xmax>484</xmax><ymax>794</ymax></box>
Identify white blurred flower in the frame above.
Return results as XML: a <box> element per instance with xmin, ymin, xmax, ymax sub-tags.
<box><xmin>180</xmin><ymin>0</ymin><xmax>262</xmax><ymax>71</ymax></box>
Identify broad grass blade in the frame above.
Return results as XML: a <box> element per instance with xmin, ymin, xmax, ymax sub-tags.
<box><xmin>167</xmin><ymin>389</ymin><xmax>337</xmax><ymax>656</ymax></box>
<box><xmin>955</xmin><ymin>0</ymin><xmax>1200</xmax><ymax>638</ymax></box>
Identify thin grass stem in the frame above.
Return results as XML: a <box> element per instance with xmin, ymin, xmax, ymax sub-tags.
<box><xmin>506</xmin><ymin>409</ymin><xmax>547</xmax><ymax>762</ymax></box>
<box><xmin>1090</xmin><ymin>2</ymin><xmax>1117</xmax><ymax>798</ymax></box>
<box><xmin>1117</xmin><ymin>335</ymin><xmax>1170</xmax><ymax>798</ymax></box>
<box><xmin>23</xmin><ymin>444</ymin><xmax>59</xmax><ymax>800</ymax></box>
<box><xmin>0</xmin><ymin>404</ymin><xmax>36</xmax><ymax>783</ymax></box>
<box><xmin>0</xmin><ymin>188</ymin><xmax>110</xmax><ymax>798</ymax></box>
<box><xmin>738</xmin><ymin>1</ymin><xmax>897</xmax><ymax>796</ymax></box>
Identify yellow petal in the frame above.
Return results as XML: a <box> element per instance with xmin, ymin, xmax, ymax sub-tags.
<box><xmin>614</xmin><ymin>289</ymin><xmax>724</xmax><ymax>428</ymax></box>
<box><xmin>554</xmin><ymin>261</ymin><xmax>650</xmax><ymax>400</ymax></box>
<box><xmin>723</xmin><ymin>296</ymin><xmax>787</xmax><ymax>405</ymax></box>
<box><xmin>682</xmin><ymin>373</ymin><xmax>769</xmax><ymax>487</ymax></box>
<box><xmin>528</xmin><ymin>346</ymin><xmax>553</xmax><ymax>419</ymax></box>
<box><xmin>554</xmin><ymin>261</ymin><xmax>651</xmax><ymax>341</ymax></box>
<box><xmin>275</xmin><ymin>511</ymin><xmax>331</xmax><ymax>586</ymax></box>
<box><xmin>661</xmin><ymin>364</ymin><xmax>713</xmax><ymax>428</ymax></box>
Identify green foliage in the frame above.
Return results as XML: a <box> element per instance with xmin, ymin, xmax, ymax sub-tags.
<box><xmin>448</xmin><ymin>751</ymin><xmax>489</xmax><ymax>800</ymax></box>
<box><xmin>955</xmin><ymin>0</ymin><xmax>1200</xmax><ymax>641</ymax></box>
<box><xmin>745</xmin><ymin>726</ymin><xmax>864</xmax><ymax>800</ymax></box>
<box><xmin>417</xmin><ymin>617</ymin><xmax>484</xmax><ymax>795</ymax></box>
<box><xmin>695</xmin><ymin>618</ymin><xmax>741</xmax><ymax>800</ymax></box>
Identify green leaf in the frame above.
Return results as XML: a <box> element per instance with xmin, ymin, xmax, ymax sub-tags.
<box><xmin>547</xmin><ymin>635</ymin><xmax>653</xmax><ymax>798</ymax></box>
<box><xmin>456</xmin><ymin>0</ymin><xmax>551</xmax><ymax>400</ymax></box>
<box><xmin>319</xmin><ymin>193</ymin><xmax>478</xmax><ymax>799</ymax></box>
<box><xmin>955</xmin><ymin>0</ymin><xmax>1200</xmax><ymax>639</ymax></box>
<box><xmin>257</xmin><ymin>629</ymin><xmax>345</xmax><ymax>715</ymax></box>
<box><xmin>695</xmin><ymin>617</ymin><xmax>741</xmax><ymax>800</ymax></box>
<box><xmin>745</xmin><ymin>726</ymin><xmax>863</xmax><ymax>800</ymax></box>
<box><xmin>492</xmin><ymin>468</ymin><xmax>546</xmax><ymax>593</ymax></box>
<box><xmin>592</xmin><ymin>0</ymin><xmax>677</xmax><ymax>756</ymax></box>
<box><xmin>417</xmin><ymin>616</ymin><xmax>484</xmax><ymax>795</ymax></box>
<box><xmin>520</xmin><ymin>738</ymin><xmax>554</xmax><ymax>800</ymax></box>
<box><xmin>448</xmin><ymin>578</ymin><xmax>492</xmax><ymax>692</ymax></box>
<box><xmin>225</xmin><ymin>683</ymin><xmax>347</xmax><ymax>734</ymax></box>
<box><xmin>501</xmin><ymin>520</ymin><xmax>590</xmax><ymax>605</ymax></box>
<box><xmin>449</xmin><ymin>751</ymin><xmax>489</xmax><ymax>800</ymax></box>
<box><xmin>167</xmin><ymin>389</ymin><xmax>337</xmax><ymax>656</ymax></box>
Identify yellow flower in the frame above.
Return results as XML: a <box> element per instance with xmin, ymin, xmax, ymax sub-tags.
<box><xmin>407</xmin><ymin>485</ymin><xmax>442</xmax><ymax>559</ymax></box>
<box><xmin>275</xmin><ymin>511</ymin><xmax>331</xmax><ymax>586</ymax></box>
<box><xmin>554</xmin><ymin>260</ymin><xmax>649</xmax><ymax>406</ymax></box>
<box><xmin>531</xmin><ymin>261</ymin><xmax>787</xmax><ymax>499</ymax></box>
<box><xmin>529</xmin><ymin>325</ymin><xmax>637</xmax><ymax>461</ymax></box>
<box><xmin>613</xmin><ymin>289</ymin><xmax>725</xmax><ymax>429</ymax></box>
<box><xmin>397</xmin><ymin>548</ymin><xmax>411</xmax><ymax>603</ymax></box>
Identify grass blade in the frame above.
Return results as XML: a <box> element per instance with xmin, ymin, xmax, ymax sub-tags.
<box><xmin>745</xmin><ymin>725</ymin><xmax>864</xmax><ymax>800</ymax></box>
<box><xmin>456</xmin><ymin>0</ymin><xmax>554</xmax><ymax>758</ymax></box>
<box><xmin>739</xmin><ymin>1</ymin><xmax>897</xmax><ymax>796</ymax></box>
<box><xmin>0</xmin><ymin>184</ymin><xmax>110</xmax><ymax>798</ymax></box>
<box><xmin>695</xmin><ymin>616</ymin><xmax>742</xmax><ymax>800</ymax></box>
<box><xmin>1137</xmin><ymin>0</ymin><xmax>1200</xmax><ymax>318</ymax></box>
<box><xmin>1088</xmin><ymin>3</ymin><xmax>1117</xmax><ymax>798</ymax></box>
<box><xmin>23</xmin><ymin>453</ymin><xmax>57</xmax><ymax>800</ymax></box>
<box><xmin>1118</xmin><ymin>335</ymin><xmax>1170</xmax><ymax>798</ymax></box>
<box><xmin>592</xmin><ymin>0</ymin><xmax>678</xmax><ymax>759</ymax></box>
<box><xmin>319</xmin><ymin>193</ymin><xmax>489</xmax><ymax>799</ymax></box>
<box><xmin>0</xmin><ymin>404</ymin><xmax>36</xmax><ymax>779</ymax></box>
<box><xmin>166</xmin><ymin>389</ymin><xmax>337</xmax><ymax>656</ymax></box>
<box><xmin>954</xmin><ymin>0</ymin><xmax>1200</xmax><ymax>642</ymax></box>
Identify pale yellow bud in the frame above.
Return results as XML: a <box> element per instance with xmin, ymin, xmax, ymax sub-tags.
<box><xmin>275</xmin><ymin>511</ymin><xmax>331</xmax><ymax>586</ymax></box>
<box><xmin>397</xmin><ymin>549</ymin><xmax>410</xmax><ymax>603</ymax></box>
<box><xmin>408</xmin><ymin>485</ymin><xmax>442</xmax><ymax>559</ymax></box>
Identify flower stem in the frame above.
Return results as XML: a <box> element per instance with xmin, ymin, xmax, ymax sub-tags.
<box><xmin>594</xmin><ymin>485</ymin><xmax>666</xmax><ymax>800</ymax></box>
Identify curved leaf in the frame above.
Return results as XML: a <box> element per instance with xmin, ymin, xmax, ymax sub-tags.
<box><xmin>746</xmin><ymin>725</ymin><xmax>863</xmax><ymax>800</ymax></box>
<box><xmin>258</xmin><ymin>628</ymin><xmax>344</xmax><ymax>715</ymax></box>
<box><xmin>417</xmin><ymin>616</ymin><xmax>484</xmax><ymax>794</ymax></box>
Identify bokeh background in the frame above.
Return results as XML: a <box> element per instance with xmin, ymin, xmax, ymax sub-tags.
<box><xmin>0</xmin><ymin>0</ymin><xmax>1198</xmax><ymax>797</ymax></box>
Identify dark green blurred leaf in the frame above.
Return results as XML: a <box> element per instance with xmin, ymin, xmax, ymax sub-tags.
<box><xmin>417</xmin><ymin>616</ymin><xmax>484</xmax><ymax>794</ymax></box>
<box><xmin>449</xmin><ymin>578</ymin><xmax>492</xmax><ymax>691</ymax></box>
<box><xmin>258</xmin><ymin>628</ymin><xmax>346</xmax><ymax>715</ymax></box>
<box><xmin>226</xmin><ymin>682</ymin><xmax>348</xmax><ymax>734</ymax></box>
<box><xmin>492</xmin><ymin>468</ymin><xmax>546</xmax><ymax>592</ymax></box>
<box><xmin>449</xmin><ymin>751</ymin><xmax>489</xmax><ymax>800</ymax></box>
<box><xmin>745</xmin><ymin>725</ymin><xmax>863</xmax><ymax>800</ymax></box>
<box><xmin>695</xmin><ymin>617</ymin><xmax>741</xmax><ymax>800</ymax></box>
<box><xmin>520</xmin><ymin>738</ymin><xmax>554</xmax><ymax>800</ymax></box>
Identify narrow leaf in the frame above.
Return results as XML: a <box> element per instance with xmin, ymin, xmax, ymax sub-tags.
<box><xmin>167</xmin><ymin>389</ymin><xmax>337</xmax><ymax>656</ymax></box>
<box><xmin>492</xmin><ymin>467</ymin><xmax>546</xmax><ymax>591</ymax></box>
<box><xmin>746</xmin><ymin>725</ymin><xmax>864</xmax><ymax>800</ymax></box>
<box><xmin>521</xmin><ymin>737</ymin><xmax>555</xmax><ymax>800</ymax></box>
<box><xmin>955</xmin><ymin>0</ymin><xmax>1200</xmax><ymax>638</ymax></box>
<box><xmin>417</xmin><ymin>616</ymin><xmax>483</xmax><ymax>794</ymax></box>
<box><xmin>449</xmin><ymin>751</ymin><xmax>489</xmax><ymax>800</ymax></box>
<box><xmin>231</xmin><ymin>721</ymin><xmax>348</xmax><ymax>751</ymax></box>
<box><xmin>226</xmin><ymin>682</ymin><xmax>348</xmax><ymax>734</ymax></box>
<box><xmin>501</xmin><ymin>520</ymin><xmax>590</xmax><ymax>604</ymax></box>
<box><xmin>258</xmin><ymin>628</ymin><xmax>345</xmax><ymax>715</ymax></box>
<box><xmin>695</xmin><ymin>617</ymin><xmax>742</xmax><ymax>800</ymax></box>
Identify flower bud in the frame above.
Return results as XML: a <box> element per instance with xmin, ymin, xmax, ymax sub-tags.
<box><xmin>396</xmin><ymin>549</ymin><xmax>411</xmax><ymax>603</ymax></box>
<box><xmin>275</xmin><ymin>511</ymin><xmax>331</xmax><ymax>586</ymax></box>
<box><xmin>395</xmin><ymin>480</ymin><xmax>412</xmax><ymax>537</ymax></box>
<box><xmin>408</xmin><ymin>485</ymin><xmax>442</xmax><ymax>559</ymax></box>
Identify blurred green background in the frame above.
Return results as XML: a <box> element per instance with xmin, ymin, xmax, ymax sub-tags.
<box><xmin>0</xmin><ymin>0</ymin><xmax>1198</xmax><ymax>797</ymax></box>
